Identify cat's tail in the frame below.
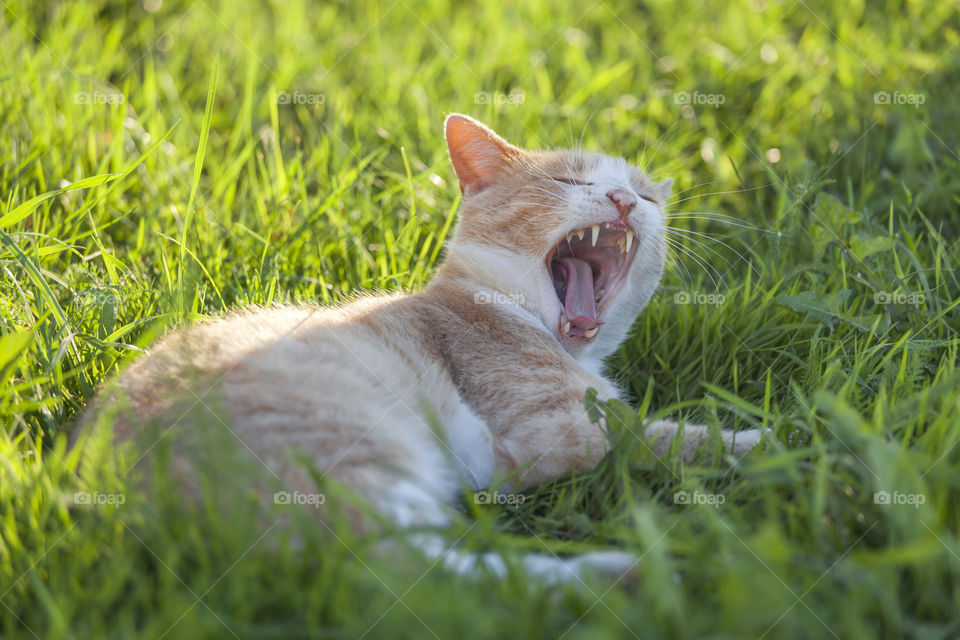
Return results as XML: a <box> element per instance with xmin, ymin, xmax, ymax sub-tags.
<box><xmin>407</xmin><ymin>533</ymin><xmax>638</xmax><ymax>586</ymax></box>
<box><xmin>373</xmin><ymin>481</ymin><xmax>638</xmax><ymax>586</ymax></box>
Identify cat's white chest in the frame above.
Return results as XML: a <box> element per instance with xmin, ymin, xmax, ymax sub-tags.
<box><xmin>444</xmin><ymin>402</ymin><xmax>495</xmax><ymax>490</ymax></box>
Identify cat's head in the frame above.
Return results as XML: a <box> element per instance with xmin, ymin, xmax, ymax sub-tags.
<box><xmin>440</xmin><ymin>114</ymin><xmax>671</xmax><ymax>359</ymax></box>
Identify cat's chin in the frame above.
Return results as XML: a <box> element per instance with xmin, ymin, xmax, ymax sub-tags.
<box><xmin>546</xmin><ymin>221</ymin><xmax>638</xmax><ymax>343</ymax></box>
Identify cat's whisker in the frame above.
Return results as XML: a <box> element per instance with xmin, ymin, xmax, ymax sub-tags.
<box><xmin>636</xmin><ymin>119</ymin><xmax>654</xmax><ymax>172</ymax></box>
<box><xmin>666</xmin><ymin>228</ymin><xmax>744</xmax><ymax>279</ymax></box>
<box><xmin>661</xmin><ymin>236</ymin><xmax>696</xmax><ymax>290</ymax></box>
<box><xmin>663</xmin><ymin>235</ymin><xmax>724</xmax><ymax>291</ymax></box>
<box><xmin>664</xmin><ymin>213</ymin><xmax>780</xmax><ymax>235</ymax></box>
<box><xmin>666</xmin><ymin>225</ymin><xmax>761</xmax><ymax>279</ymax></box>
<box><xmin>667</xmin><ymin>224</ymin><xmax>763</xmax><ymax>273</ymax></box>
<box><xmin>668</xmin><ymin>180</ymin><xmax>725</xmax><ymax>199</ymax></box>
<box><xmin>666</xmin><ymin>210</ymin><xmax>763</xmax><ymax>220</ymax></box>
<box><xmin>639</xmin><ymin>120</ymin><xmax>680</xmax><ymax>175</ymax></box>
<box><xmin>643</xmin><ymin>155</ymin><xmax>695</xmax><ymax>183</ymax></box>
<box><xmin>665</xmin><ymin>211</ymin><xmax>746</xmax><ymax>222</ymax></box>
<box><xmin>664</xmin><ymin>238</ymin><xmax>724</xmax><ymax>291</ymax></box>
<box><xmin>578</xmin><ymin>103</ymin><xmax>604</xmax><ymax>151</ymax></box>
<box><xmin>666</xmin><ymin>183</ymin><xmax>774</xmax><ymax>206</ymax></box>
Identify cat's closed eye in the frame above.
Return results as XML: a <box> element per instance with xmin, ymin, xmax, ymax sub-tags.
<box><xmin>555</xmin><ymin>175</ymin><xmax>659</xmax><ymax>204</ymax></box>
<box><xmin>553</xmin><ymin>177</ymin><xmax>594</xmax><ymax>186</ymax></box>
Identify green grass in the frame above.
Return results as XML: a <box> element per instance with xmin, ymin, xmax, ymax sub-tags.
<box><xmin>3</xmin><ymin>0</ymin><xmax>960</xmax><ymax>637</ymax></box>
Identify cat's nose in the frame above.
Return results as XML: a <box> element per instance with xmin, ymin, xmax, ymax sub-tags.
<box><xmin>606</xmin><ymin>189</ymin><xmax>637</xmax><ymax>221</ymax></box>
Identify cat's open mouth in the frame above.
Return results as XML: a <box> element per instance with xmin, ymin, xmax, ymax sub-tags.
<box><xmin>547</xmin><ymin>223</ymin><xmax>638</xmax><ymax>342</ymax></box>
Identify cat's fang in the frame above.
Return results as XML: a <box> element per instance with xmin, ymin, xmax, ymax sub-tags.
<box><xmin>562</xmin><ymin>321</ymin><xmax>571</xmax><ymax>334</ymax></box>
<box><xmin>615</xmin><ymin>229</ymin><xmax>635</xmax><ymax>254</ymax></box>
<box><xmin>584</xmin><ymin>327</ymin><xmax>599</xmax><ymax>339</ymax></box>
<box><xmin>591</xmin><ymin>225</ymin><xmax>600</xmax><ymax>246</ymax></box>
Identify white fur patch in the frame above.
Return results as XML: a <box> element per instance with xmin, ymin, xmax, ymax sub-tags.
<box><xmin>728</xmin><ymin>428</ymin><xmax>763</xmax><ymax>454</ymax></box>
<box><xmin>427</xmin><ymin>545</ymin><xmax>636</xmax><ymax>585</ymax></box>
<box><xmin>444</xmin><ymin>402</ymin><xmax>495</xmax><ymax>490</ymax></box>
<box><xmin>377</xmin><ymin>479</ymin><xmax>452</xmax><ymax>529</ymax></box>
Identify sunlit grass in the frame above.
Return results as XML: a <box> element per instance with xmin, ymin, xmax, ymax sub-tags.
<box><xmin>2</xmin><ymin>0</ymin><xmax>959</xmax><ymax>637</ymax></box>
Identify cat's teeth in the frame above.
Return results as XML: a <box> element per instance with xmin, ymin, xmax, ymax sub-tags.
<box><xmin>584</xmin><ymin>327</ymin><xmax>599</xmax><ymax>339</ymax></box>
<box><xmin>625</xmin><ymin>229</ymin><xmax>634</xmax><ymax>252</ymax></box>
<box><xmin>617</xmin><ymin>236</ymin><xmax>626</xmax><ymax>254</ymax></box>
<box><xmin>576</xmin><ymin>229</ymin><xmax>585</xmax><ymax>240</ymax></box>
<box><xmin>562</xmin><ymin>321</ymin><xmax>571</xmax><ymax>334</ymax></box>
<box><xmin>596</xmin><ymin>287</ymin><xmax>605</xmax><ymax>300</ymax></box>
<box><xmin>591</xmin><ymin>225</ymin><xmax>600</xmax><ymax>246</ymax></box>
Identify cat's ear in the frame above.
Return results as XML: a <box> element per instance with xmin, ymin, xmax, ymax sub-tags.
<box><xmin>445</xmin><ymin>114</ymin><xmax>521</xmax><ymax>196</ymax></box>
<box><xmin>655</xmin><ymin>177</ymin><xmax>674</xmax><ymax>201</ymax></box>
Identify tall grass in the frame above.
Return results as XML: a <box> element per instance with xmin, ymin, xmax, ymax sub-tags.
<box><xmin>2</xmin><ymin>0</ymin><xmax>959</xmax><ymax>637</ymax></box>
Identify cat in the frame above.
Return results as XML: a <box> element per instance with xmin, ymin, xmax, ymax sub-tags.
<box><xmin>76</xmin><ymin>114</ymin><xmax>761</xmax><ymax>583</ymax></box>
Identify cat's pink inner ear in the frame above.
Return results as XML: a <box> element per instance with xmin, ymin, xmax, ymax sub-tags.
<box><xmin>445</xmin><ymin>114</ymin><xmax>519</xmax><ymax>196</ymax></box>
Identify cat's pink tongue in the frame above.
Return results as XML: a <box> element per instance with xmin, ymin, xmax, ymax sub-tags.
<box><xmin>555</xmin><ymin>257</ymin><xmax>600</xmax><ymax>330</ymax></box>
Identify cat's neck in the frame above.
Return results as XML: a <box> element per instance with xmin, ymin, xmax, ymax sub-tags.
<box><xmin>434</xmin><ymin>240</ymin><xmax>539</xmax><ymax>312</ymax></box>
<box><xmin>428</xmin><ymin>252</ymin><xmax>547</xmax><ymax>334</ymax></box>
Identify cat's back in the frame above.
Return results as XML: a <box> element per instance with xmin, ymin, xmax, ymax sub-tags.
<box><xmin>79</xmin><ymin>294</ymin><xmax>449</xmax><ymax>441</ymax></box>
